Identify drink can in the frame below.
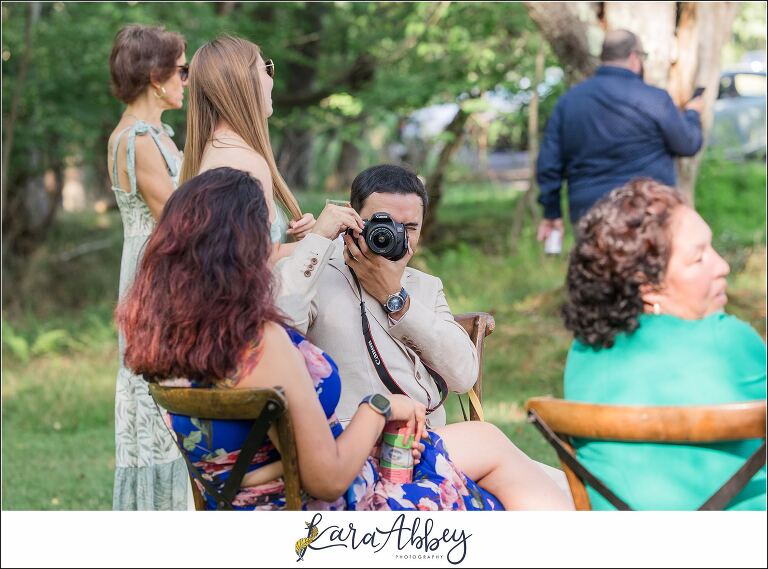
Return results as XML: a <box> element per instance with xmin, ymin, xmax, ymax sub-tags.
<box><xmin>544</xmin><ymin>228</ymin><xmax>563</xmax><ymax>255</ymax></box>
<box><xmin>380</xmin><ymin>421</ymin><xmax>414</xmax><ymax>483</ymax></box>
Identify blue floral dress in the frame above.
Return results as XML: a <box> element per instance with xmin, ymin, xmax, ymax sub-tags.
<box><xmin>164</xmin><ymin>329</ymin><xmax>502</xmax><ymax>511</ymax></box>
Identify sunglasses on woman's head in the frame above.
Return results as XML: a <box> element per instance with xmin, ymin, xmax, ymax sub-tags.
<box><xmin>177</xmin><ymin>64</ymin><xmax>189</xmax><ymax>82</ymax></box>
<box><xmin>263</xmin><ymin>58</ymin><xmax>275</xmax><ymax>79</ymax></box>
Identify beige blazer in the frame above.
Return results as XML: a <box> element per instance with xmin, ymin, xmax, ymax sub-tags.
<box><xmin>275</xmin><ymin>235</ymin><xmax>479</xmax><ymax>427</ymax></box>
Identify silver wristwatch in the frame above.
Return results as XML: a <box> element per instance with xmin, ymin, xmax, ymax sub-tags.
<box><xmin>383</xmin><ymin>287</ymin><xmax>408</xmax><ymax>314</ymax></box>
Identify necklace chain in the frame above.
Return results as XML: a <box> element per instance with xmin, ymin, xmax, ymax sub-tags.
<box><xmin>123</xmin><ymin>112</ymin><xmax>163</xmax><ymax>130</ymax></box>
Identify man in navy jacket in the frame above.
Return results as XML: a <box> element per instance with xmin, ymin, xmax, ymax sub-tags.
<box><xmin>536</xmin><ymin>29</ymin><xmax>704</xmax><ymax>241</ymax></box>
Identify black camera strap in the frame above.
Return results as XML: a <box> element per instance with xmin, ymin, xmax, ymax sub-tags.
<box><xmin>348</xmin><ymin>266</ymin><xmax>449</xmax><ymax>415</ymax></box>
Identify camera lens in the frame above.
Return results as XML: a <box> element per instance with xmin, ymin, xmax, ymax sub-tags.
<box><xmin>367</xmin><ymin>226</ymin><xmax>394</xmax><ymax>254</ymax></box>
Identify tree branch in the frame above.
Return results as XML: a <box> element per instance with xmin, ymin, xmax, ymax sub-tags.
<box><xmin>273</xmin><ymin>54</ymin><xmax>376</xmax><ymax>108</ymax></box>
<box><xmin>421</xmin><ymin>104</ymin><xmax>474</xmax><ymax>242</ymax></box>
<box><xmin>524</xmin><ymin>1</ymin><xmax>598</xmax><ymax>84</ymax></box>
<box><xmin>274</xmin><ymin>3</ymin><xmax>449</xmax><ymax>109</ymax></box>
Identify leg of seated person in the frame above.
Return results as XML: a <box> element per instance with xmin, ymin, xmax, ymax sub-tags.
<box><xmin>534</xmin><ymin>460</ymin><xmax>575</xmax><ymax>508</ymax></box>
<box><xmin>431</xmin><ymin>421</ymin><xmax>574</xmax><ymax>510</ymax></box>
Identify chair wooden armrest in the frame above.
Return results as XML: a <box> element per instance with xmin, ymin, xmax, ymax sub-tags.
<box><xmin>454</xmin><ymin>312</ymin><xmax>495</xmax><ymax>421</ymax></box>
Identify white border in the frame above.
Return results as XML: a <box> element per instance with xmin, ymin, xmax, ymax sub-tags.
<box><xmin>1</xmin><ymin>511</ymin><xmax>767</xmax><ymax>568</ymax></box>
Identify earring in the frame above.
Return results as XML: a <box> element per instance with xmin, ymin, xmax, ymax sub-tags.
<box><xmin>153</xmin><ymin>86</ymin><xmax>167</xmax><ymax>99</ymax></box>
<box><xmin>653</xmin><ymin>302</ymin><xmax>661</xmax><ymax>315</ymax></box>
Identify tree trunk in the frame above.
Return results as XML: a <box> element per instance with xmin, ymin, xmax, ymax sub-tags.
<box><xmin>276</xmin><ymin>127</ymin><xmax>314</xmax><ymax>191</ymax></box>
<box><xmin>325</xmin><ymin>139</ymin><xmax>361</xmax><ymax>193</ymax></box>
<box><xmin>273</xmin><ymin>3</ymin><xmax>327</xmax><ymax>191</ymax></box>
<box><xmin>524</xmin><ymin>1</ymin><xmax>598</xmax><ymax>84</ymax></box>
<box><xmin>216</xmin><ymin>2</ymin><xmax>238</xmax><ymax>16</ymax></box>
<box><xmin>2</xmin><ymin>161</ymin><xmax>64</xmax><ymax>285</ymax></box>
<box><xmin>421</xmin><ymin>107</ymin><xmax>472</xmax><ymax>243</ymax></box>
<box><xmin>2</xmin><ymin>2</ymin><xmax>40</xmax><ymax>222</ymax></box>
<box><xmin>601</xmin><ymin>1</ymin><xmax>677</xmax><ymax>88</ymax></box>
<box><xmin>672</xmin><ymin>2</ymin><xmax>737</xmax><ymax>200</ymax></box>
<box><xmin>510</xmin><ymin>40</ymin><xmax>545</xmax><ymax>253</ymax></box>
<box><xmin>667</xmin><ymin>3</ymin><xmax>699</xmax><ymax>104</ymax></box>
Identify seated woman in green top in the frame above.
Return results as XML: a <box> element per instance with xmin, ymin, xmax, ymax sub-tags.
<box><xmin>562</xmin><ymin>178</ymin><xmax>766</xmax><ymax>510</ymax></box>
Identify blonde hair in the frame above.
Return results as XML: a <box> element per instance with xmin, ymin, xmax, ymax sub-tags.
<box><xmin>180</xmin><ymin>35</ymin><xmax>301</xmax><ymax>220</ymax></box>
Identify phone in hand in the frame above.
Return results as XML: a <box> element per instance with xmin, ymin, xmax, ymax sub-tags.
<box><xmin>689</xmin><ymin>86</ymin><xmax>706</xmax><ymax>101</ymax></box>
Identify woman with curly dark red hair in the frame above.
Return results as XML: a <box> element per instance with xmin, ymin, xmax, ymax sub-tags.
<box><xmin>562</xmin><ymin>178</ymin><xmax>766</xmax><ymax>510</ymax></box>
<box><xmin>118</xmin><ymin>167</ymin><xmax>572</xmax><ymax>511</ymax></box>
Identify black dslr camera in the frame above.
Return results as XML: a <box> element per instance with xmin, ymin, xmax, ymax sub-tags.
<box><xmin>348</xmin><ymin>212</ymin><xmax>409</xmax><ymax>261</ymax></box>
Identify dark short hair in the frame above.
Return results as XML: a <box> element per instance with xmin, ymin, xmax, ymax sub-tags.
<box><xmin>109</xmin><ymin>24</ymin><xmax>186</xmax><ymax>104</ymax></box>
<box><xmin>350</xmin><ymin>164</ymin><xmax>428</xmax><ymax>216</ymax></box>
<box><xmin>562</xmin><ymin>179</ymin><xmax>688</xmax><ymax>349</ymax></box>
<box><xmin>600</xmin><ymin>29</ymin><xmax>640</xmax><ymax>62</ymax></box>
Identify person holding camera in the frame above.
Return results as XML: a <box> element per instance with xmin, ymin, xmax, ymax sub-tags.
<box><xmin>276</xmin><ymin>164</ymin><xmax>573</xmax><ymax>509</ymax></box>
<box><xmin>277</xmin><ymin>165</ymin><xmax>572</xmax><ymax>509</ymax></box>
<box><xmin>278</xmin><ymin>164</ymin><xmax>475</xmax><ymax>428</ymax></box>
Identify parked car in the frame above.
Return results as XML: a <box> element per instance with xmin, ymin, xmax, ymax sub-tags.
<box><xmin>709</xmin><ymin>68</ymin><xmax>767</xmax><ymax>160</ymax></box>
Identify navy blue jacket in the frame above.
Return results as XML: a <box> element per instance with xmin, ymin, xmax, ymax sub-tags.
<box><xmin>536</xmin><ymin>66</ymin><xmax>703</xmax><ymax>222</ymax></box>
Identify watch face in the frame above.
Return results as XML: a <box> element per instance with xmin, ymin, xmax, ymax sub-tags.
<box><xmin>386</xmin><ymin>295</ymin><xmax>405</xmax><ymax>312</ymax></box>
<box><xmin>370</xmin><ymin>393</ymin><xmax>390</xmax><ymax>412</ymax></box>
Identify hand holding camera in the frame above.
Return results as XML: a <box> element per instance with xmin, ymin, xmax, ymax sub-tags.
<box><xmin>311</xmin><ymin>203</ymin><xmax>365</xmax><ymax>240</ymax></box>
<box><xmin>343</xmin><ymin>212</ymin><xmax>413</xmax><ymax>307</ymax></box>
<box><xmin>348</xmin><ymin>212</ymin><xmax>410</xmax><ymax>261</ymax></box>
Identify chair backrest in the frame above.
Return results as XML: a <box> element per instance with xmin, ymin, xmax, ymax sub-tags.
<box><xmin>454</xmin><ymin>312</ymin><xmax>495</xmax><ymax>421</ymax></box>
<box><xmin>525</xmin><ymin>396</ymin><xmax>767</xmax><ymax>510</ymax></box>
<box><xmin>149</xmin><ymin>384</ymin><xmax>302</xmax><ymax>511</ymax></box>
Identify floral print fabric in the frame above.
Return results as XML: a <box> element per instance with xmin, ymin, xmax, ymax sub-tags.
<box><xmin>164</xmin><ymin>328</ymin><xmax>502</xmax><ymax>511</ymax></box>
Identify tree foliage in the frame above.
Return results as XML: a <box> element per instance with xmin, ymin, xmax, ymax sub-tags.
<box><xmin>3</xmin><ymin>1</ymin><xmax>555</xmax><ymax>264</ymax></box>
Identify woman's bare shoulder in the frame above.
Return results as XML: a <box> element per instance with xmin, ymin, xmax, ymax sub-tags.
<box><xmin>201</xmin><ymin>143</ymin><xmax>271</xmax><ymax>184</ymax></box>
<box><xmin>236</xmin><ymin>322</ymin><xmax>306</xmax><ymax>389</ymax></box>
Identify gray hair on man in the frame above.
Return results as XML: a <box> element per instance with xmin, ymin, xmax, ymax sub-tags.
<box><xmin>600</xmin><ymin>29</ymin><xmax>641</xmax><ymax>63</ymax></box>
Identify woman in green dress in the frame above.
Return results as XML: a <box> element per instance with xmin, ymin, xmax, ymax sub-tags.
<box><xmin>107</xmin><ymin>24</ymin><xmax>190</xmax><ymax>510</ymax></box>
<box><xmin>562</xmin><ymin>178</ymin><xmax>766</xmax><ymax>510</ymax></box>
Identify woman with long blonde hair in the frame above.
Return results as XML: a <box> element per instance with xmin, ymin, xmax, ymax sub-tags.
<box><xmin>181</xmin><ymin>35</ymin><xmax>362</xmax><ymax>264</ymax></box>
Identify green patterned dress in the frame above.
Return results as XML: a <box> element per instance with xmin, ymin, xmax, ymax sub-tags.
<box><xmin>111</xmin><ymin>120</ymin><xmax>189</xmax><ymax>510</ymax></box>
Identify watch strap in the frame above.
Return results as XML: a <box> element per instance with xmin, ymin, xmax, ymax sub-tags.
<box><xmin>360</xmin><ymin>394</ymin><xmax>392</xmax><ymax>421</ymax></box>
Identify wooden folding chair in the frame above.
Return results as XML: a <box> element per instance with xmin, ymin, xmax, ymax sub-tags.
<box><xmin>525</xmin><ymin>397</ymin><xmax>767</xmax><ymax>510</ymax></box>
<box><xmin>149</xmin><ymin>385</ymin><xmax>302</xmax><ymax>511</ymax></box>
<box><xmin>454</xmin><ymin>312</ymin><xmax>495</xmax><ymax>421</ymax></box>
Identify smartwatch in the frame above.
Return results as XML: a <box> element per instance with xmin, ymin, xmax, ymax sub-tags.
<box><xmin>360</xmin><ymin>393</ymin><xmax>392</xmax><ymax>421</ymax></box>
<box><xmin>383</xmin><ymin>287</ymin><xmax>409</xmax><ymax>314</ymax></box>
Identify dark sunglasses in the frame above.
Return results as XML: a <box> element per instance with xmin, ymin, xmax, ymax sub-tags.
<box><xmin>177</xmin><ymin>64</ymin><xmax>189</xmax><ymax>82</ymax></box>
<box><xmin>263</xmin><ymin>58</ymin><xmax>275</xmax><ymax>79</ymax></box>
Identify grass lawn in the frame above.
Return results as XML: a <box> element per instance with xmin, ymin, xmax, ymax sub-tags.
<box><xmin>2</xmin><ymin>158</ymin><xmax>765</xmax><ymax>510</ymax></box>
